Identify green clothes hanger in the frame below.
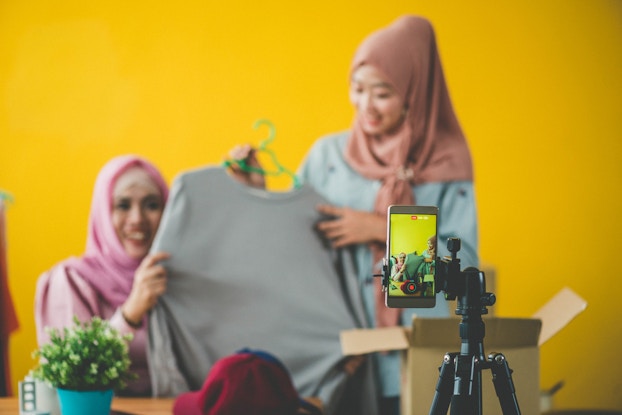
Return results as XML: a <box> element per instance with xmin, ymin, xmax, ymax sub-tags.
<box><xmin>223</xmin><ymin>119</ymin><xmax>301</xmax><ymax>189</ymax></box>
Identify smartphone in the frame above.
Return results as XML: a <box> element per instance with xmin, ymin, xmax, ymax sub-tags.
<box><xmin>385</xmin><ymin>205</ymin><xmax>438</xmax><ymax>308</ymax></box>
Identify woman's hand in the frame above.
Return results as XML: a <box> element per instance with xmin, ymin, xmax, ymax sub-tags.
<box><xmin>315</xmin><ymin>204</ymin><xmax>386</xmax><ymax>248</ymax></box>
<box><xmin>121</xmin><ymin>251</ymin><xmax>170</xmax><ymax>326</ymax></box>
<box><xmin>225</xmin><ymin>144</ymin><xmax>266</xmax><ymax>189</ymax></box>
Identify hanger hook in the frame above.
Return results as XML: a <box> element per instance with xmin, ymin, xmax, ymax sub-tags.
<box><xmin>253</xmin><ymin>119</ymin><xmax>276</xmax><ymax>148</ymax></box>
<box><xmin>223</xmin><ymin>119</ymin><xmax>300</xmax><ymax>189</ymax></box>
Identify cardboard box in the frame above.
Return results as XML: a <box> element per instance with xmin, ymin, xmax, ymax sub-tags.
<box><xmin>340</xmin><ymin>287</ymin><xmax>587</xmax><ymax>415</ymax></box>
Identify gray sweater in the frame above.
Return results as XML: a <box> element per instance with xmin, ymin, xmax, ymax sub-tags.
<box><xmin>147</xmin><ymin>166</ymin><xmax>377</xmax><ymax>415</ymax></box>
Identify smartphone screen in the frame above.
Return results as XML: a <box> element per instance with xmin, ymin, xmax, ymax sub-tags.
<box><xmin>385</xmin><ymin>205</ymin><xmax>438</xmax><ymax>308</ymax></box>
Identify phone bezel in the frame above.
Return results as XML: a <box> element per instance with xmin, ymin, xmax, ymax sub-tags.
<box><xmin>385</xmin><ymin>205</ymin><xmax>438</xmax><ymax>308</ymax></box>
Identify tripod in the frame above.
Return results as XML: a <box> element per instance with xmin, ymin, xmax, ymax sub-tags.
<box><xmin>429</xmin><ymin>263</ymin><xmax>521</xmax><ymax>415</ymax></box>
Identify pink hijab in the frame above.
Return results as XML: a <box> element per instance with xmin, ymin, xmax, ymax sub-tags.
<box><xmin>344</xmin><ymin>16</ymin><xmax>473</xmax><ymax>326</ymax></box>
<box><xmin>345</xmin><ymin>15</ymin><xmax>473</xmax><ymax>210</ymax></box>
<box><xmin>65</xmin><ymin>155</ymin><xmax>169</xmax><ymax>308</ymax></box>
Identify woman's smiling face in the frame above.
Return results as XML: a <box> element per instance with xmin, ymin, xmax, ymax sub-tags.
<box><xmin>111</xmin><ymin>167</ymin><xmax>164</xmax><ymax>260</ymax></box>
<box><xmin>349</xmin><ymin>64</ymin><xmax>405</xmax><ymax>138</ymax></box>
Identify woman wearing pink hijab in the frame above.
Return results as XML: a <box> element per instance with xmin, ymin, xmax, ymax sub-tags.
<box><xmin>297</xmin><ymin>15</ymin><xmax>479</xmax><ymax>415</ymax></box>
<box><xmin>35</xmin><ymin>155</ymin><xmax>169</xmax><ymax>396</ymax></box>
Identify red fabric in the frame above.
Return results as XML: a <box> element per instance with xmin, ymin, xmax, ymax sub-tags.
<box><xmin>173</xmin><ymin>353</ymin><xmax>300</xmax><ymax>415</ymax></box>
<box><xmin>0</xmin><ymin>201</ymin><xmax>19</xmax><ymax>396</ymax></box>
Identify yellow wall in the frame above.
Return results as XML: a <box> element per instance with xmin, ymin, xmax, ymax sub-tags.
<box><xmin>1</xmin><ymin>0</ymin><xmax>621</xmax><ymax>410</ymax></box>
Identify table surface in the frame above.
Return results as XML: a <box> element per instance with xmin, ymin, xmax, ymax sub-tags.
<box><xmin>0</xmin><ymin>397</ymin><xmax>175</xmax><ymax>415</ymax></box>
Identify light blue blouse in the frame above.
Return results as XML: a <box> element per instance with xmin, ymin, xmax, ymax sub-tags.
<box><xmin>298</xmin><ymin>131</ymin><xmax>479</xmax><ymax>397</ymax></box>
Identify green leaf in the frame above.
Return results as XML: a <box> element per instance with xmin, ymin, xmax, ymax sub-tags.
<box><xmin>31</xmin><ymin>315</ymin><xmax>136</xmax><ymax>392</ymax></box>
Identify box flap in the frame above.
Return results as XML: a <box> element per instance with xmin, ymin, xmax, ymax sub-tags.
<box><xmin>339</xmin><ymin>287</ymin><xmax>587</xmax><ymax>355</ymax></box>
<box><xmin>532</xmin><ymin>287</ymin><xmax>587</xmax><ymax>346</ymax></box>
<box><xmin>409</xmin><ymin>317</ymin><xmax>540</xmax><ymax>349</ymax></box>
<box><xmin>340</xmin><ymin>326</ymin><xmax>408</xmax><ymax>355</ymax></box>
<box><xmin>410</xmin><ymin>317</ymin><xmax>461</xmax><ymax>348</ymax></box>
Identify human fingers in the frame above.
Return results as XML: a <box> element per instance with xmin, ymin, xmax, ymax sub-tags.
<box><xmin>228</xmin><ymin>144</ymin><xmax>254</xmax><ymax>161</ymax></box>
<box><xmin>225</xmin><ymin>146</ymin><xmax>266</xmax><ymax>189</ymax></box>
<box><xmin>141</xmin><ymin>261</ymin><xmax>168</xmax><ymax>285</ymax></box>
<box><xmin>225</xmin><ymin>145</ymin><xmax>251</xmax><ymax>174</ymax></box>
<box><xmin>144</xmin><ymin>274</ymin><xmax>168</xmax><ymax>297</ymax></box>
<box><xmin>131</xmin><ymin>268</ymin><xmax>167</xmax><ymax>311</ymax></box>
<box><xmin>243</xmin><ymin>150</ymin><xmax>262</xmax><ymax>169</ymax></box>
<box><xmin>227</xmin><ymin>144</ymin><xmax>263</xmax><ymax>173</ymax></box>
<box><xmin>317</xmin><ymin>216</ymin><xmax>364</xmax><ymax>247</ymax></box>
<box><xmin>241</xmin><ymin>152</ymin><xmax>267</xmax><ymax>188</ymax></box>
<box><xmin>123</xmin><ymin>270</ymin><xmax>167</xmax><ymax>323</ymax></box>
<box><xmin>315</xmin><ymin>221</ymin><xmax>354</xmax><ymax>248</ymax></box>
<box><xmin>140</xmin><ymin>251</ymin><xmax>170</xmax><ymax>268</ymax></box>
<box><xmin>315</xmin><ymin>217</ymin><xmax>344</xmax><ymax>235</ymax></box>
<box><xmin>316</xmin><ymin>204</ymin><xmax>343</xmax><ymax>218</ymax></box>
<box><xmin>134</xmin><ymin>254</ymin><xmax>168</xmax><ymax>287</ymax></box>
<box><xmin>330</xmin><ymin>234</ymin><xmax>356</xmax><ymax>249</ymax></box>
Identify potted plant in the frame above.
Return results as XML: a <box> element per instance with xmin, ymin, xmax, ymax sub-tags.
<box><xmin>32</xmin><ymin>316</ymin><xmax>136</xmax><ymax>415</ymax></box>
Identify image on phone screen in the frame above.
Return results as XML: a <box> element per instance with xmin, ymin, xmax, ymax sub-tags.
<box><xmin>386</xmin><ymin>205</ymin><xmax>438</xmax><ymax>308</ymax></box>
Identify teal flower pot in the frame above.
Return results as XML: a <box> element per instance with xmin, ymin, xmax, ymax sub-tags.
<box><xmin>56</xmin><ymin>388</ymin><xmax>113</xmax><ymax>415</ymax></box>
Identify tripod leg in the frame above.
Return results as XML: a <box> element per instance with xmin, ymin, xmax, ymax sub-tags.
<box><xmin>489</xmin><ymin>353</ymin><xmax>521</xmax><ymax>415</ymax></box>
<box><xmin>429</xmin><ymin>353</ymin><xmax>456</xmax><ymax>415</ymax></box>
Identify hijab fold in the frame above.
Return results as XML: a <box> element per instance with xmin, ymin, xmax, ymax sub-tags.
<box><xmin>65</xmin><ymin>155</ymin><xmax>168</xmax><ymax>308</ymax></box>
<box><xmin>343</xmin><ymin>15</ymin><xmax>473</xmax><ymax>327</ymax></box>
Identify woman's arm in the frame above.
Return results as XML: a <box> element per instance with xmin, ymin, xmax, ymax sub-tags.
<box><xmin>34</xmin><ymin>265</ymin><xmax>140</xmax><ymax>345</ymax></box>
<box><xmin>34</xmin><ymin>265</ymin><xmax>102</xmax><ymax>345</ymax></box>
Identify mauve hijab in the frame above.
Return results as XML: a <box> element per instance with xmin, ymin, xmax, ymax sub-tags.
<box><xmin>344</xmin><ymin>15</ymin><xmax>473</xmax><ymax>326</ymax></box>
<box><xmin>65</xmin><ymin>155</ymin><xmax>169</xmax><ymax>308</ymax></box>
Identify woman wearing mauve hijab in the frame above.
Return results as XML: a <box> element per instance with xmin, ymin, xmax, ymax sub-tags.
<box><xmin>301</xmin><ymin>16</ymin><xmax>479</xmax><ymax>414</ymax></box>
<box><xmin>35</xmin><ymin>155</ymin><xmax>170</xmax><ymax>396</ymax></box>
<box><xmin>228</xmin><ymin>15</ymin><xmax>478</xmax><ymax>415</ymax></box>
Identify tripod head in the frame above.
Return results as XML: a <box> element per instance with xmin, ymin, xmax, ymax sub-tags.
<box><xmin>434</xmin><ymin>237</ymin><xmax>496</xmax><ymax>360</ymax></box>
<box><xmin>435</xmin><ymin>237</ymin><xmax>496</xmax><ymax>318</ymax></box>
